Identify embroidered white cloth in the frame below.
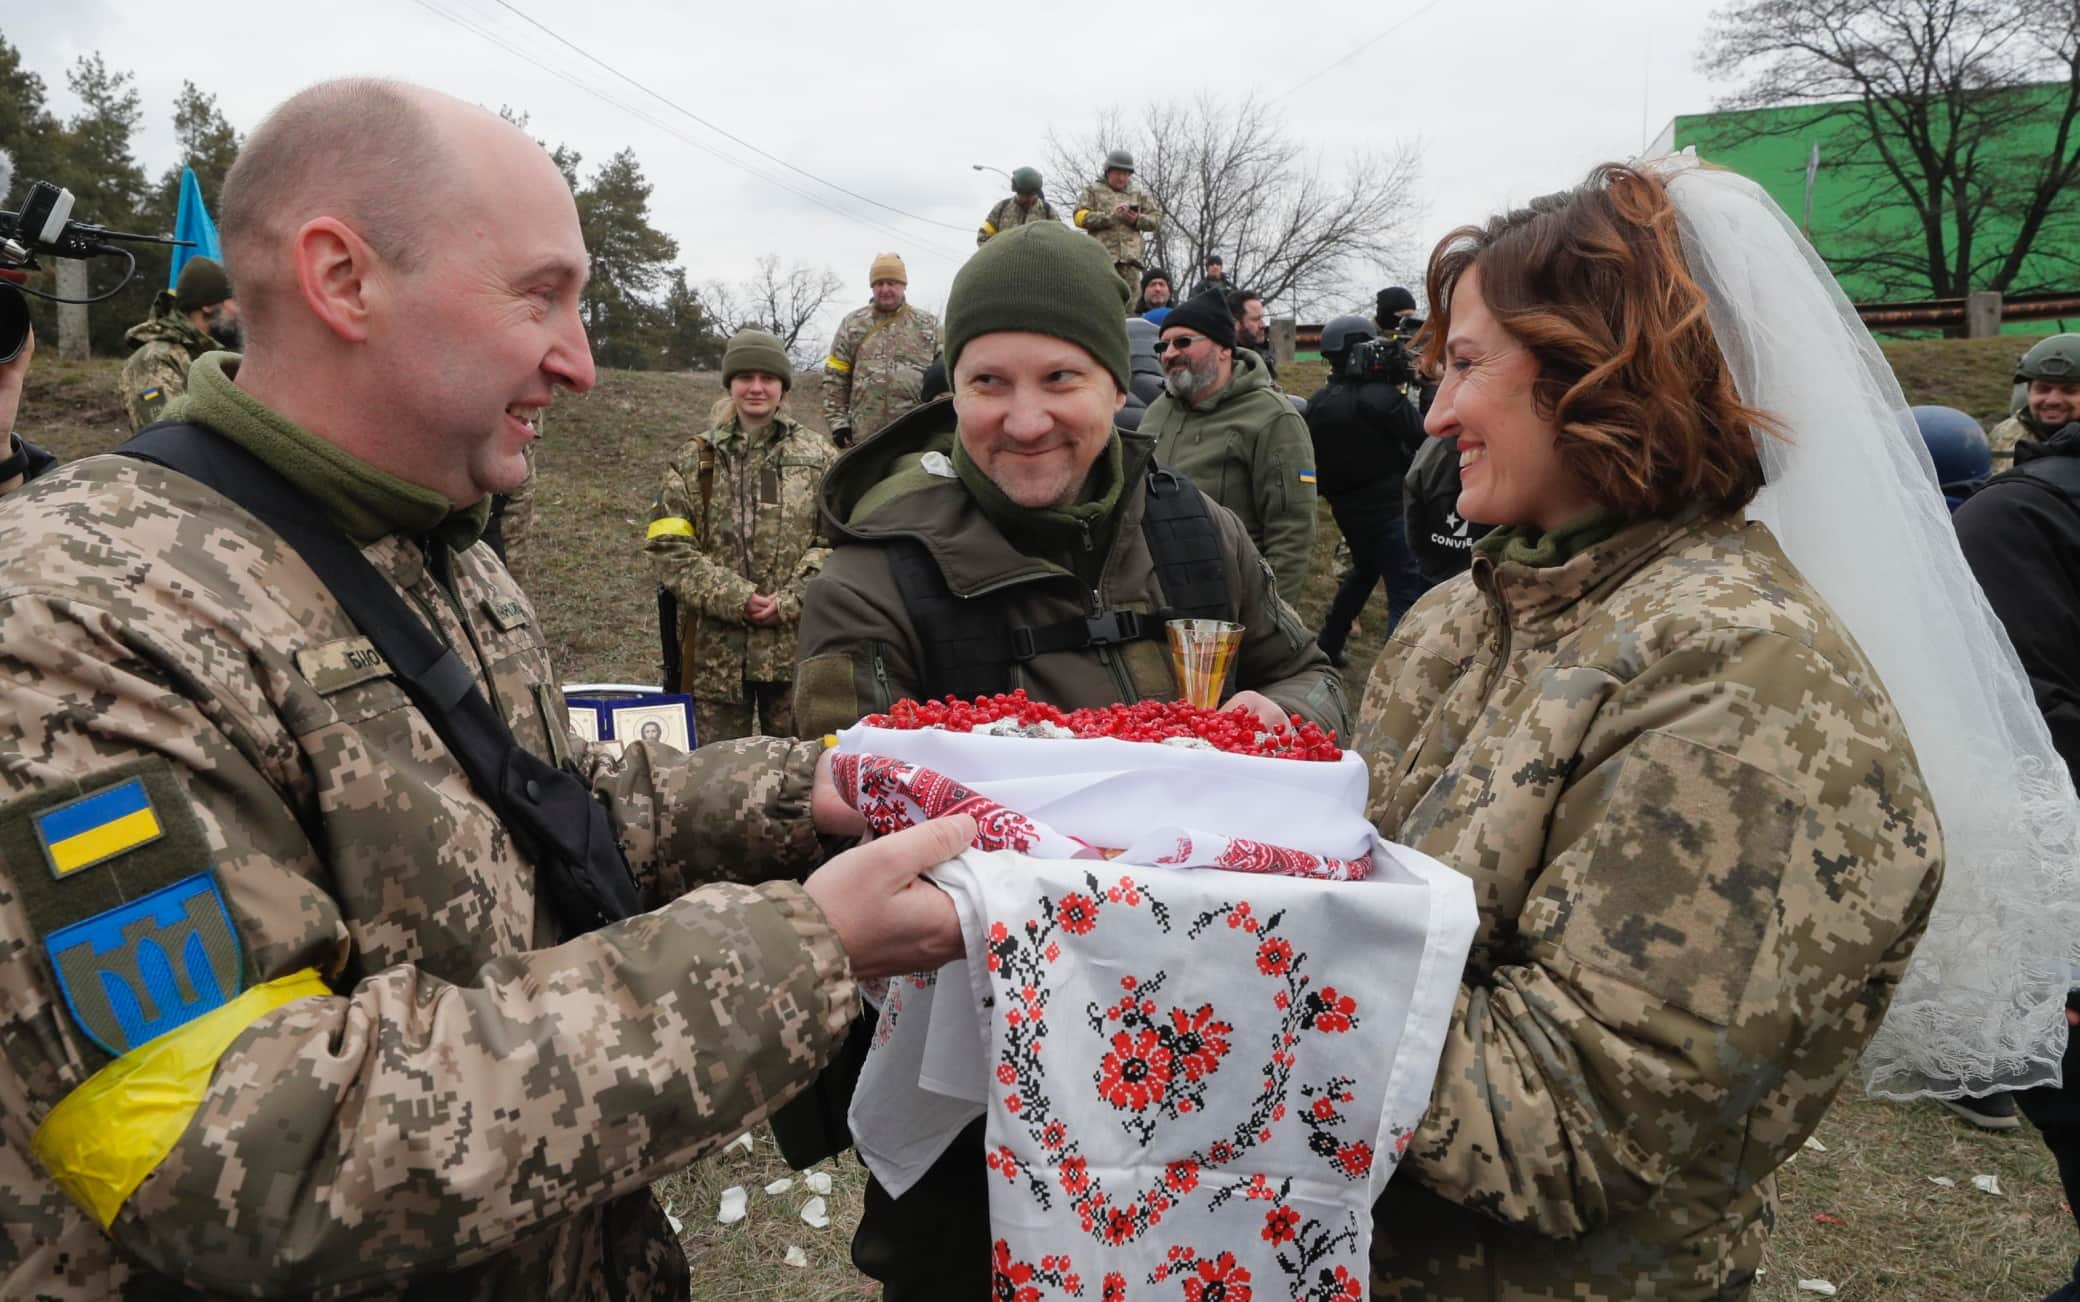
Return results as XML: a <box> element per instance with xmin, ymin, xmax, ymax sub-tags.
<box><xmin>834</xmin><ymin>725</ymin><xmax>1477</xmax><ymax>1301</ymax></box>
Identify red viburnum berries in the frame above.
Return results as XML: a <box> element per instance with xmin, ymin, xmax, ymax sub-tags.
<box><xmin>861</xmin><ymin>690</ymin><xmax>1341</xmax><ymax>761</ymax></box>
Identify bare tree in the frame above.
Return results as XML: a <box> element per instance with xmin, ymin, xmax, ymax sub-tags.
<box><xmin>1699</xmin><ymin>0</ymin><xmax>2080</xmax><ymax>300</ymax></box>
<box><xmin>1044</xmin><ymin>94</ymin><xmax>1424</xmax><ymax>317</ymax></box>
<box><xmin>702</xmin><ymin>255</ymin><xmax>845</xmax><ymax>363</ymax></box>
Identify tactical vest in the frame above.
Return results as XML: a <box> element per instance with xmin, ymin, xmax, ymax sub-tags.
<box><xmin>885</xmin><ymin>464</ymin><xmax>1234</xmax><ymax>701</ymax></box>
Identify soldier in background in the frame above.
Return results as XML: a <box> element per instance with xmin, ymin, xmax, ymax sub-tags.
<box><xmin>1989</xmin><ymin>333</ymin><xmax>2080</xmax><ymax>472</ymax></box>
<box><xmin>1134</xmin><ymin>267</ymin><xmax>1173</xmax><ymax>320</ymax></box>
<box><xmin>647</xmin><ymin>328</ymin><xmax>834</xmax><ymax>742</ymax></box>
<box><xmin>1073</xmin><ymin>149</ymin><xmax>1162</xmax><ymax>286</ymax></box>
<box><xmin>976</xmin><ymin>167</ymin><xmax>1058</xmax><ymax>245</ymax></box>
<box><xmin>820</xmin><ymin>252</ymin><xmax>941</xmax><ymax>448</ymax></box>
<box><xmin>0</xmin><ymin>78</ymin><xmax>963</xmax><ymax>1299</ymax></box>
<box><xmin>118</xmin><ymin>254</ymin><xmax>241</xmax><ymax>430</ymax></box>
<box><xmin>0</xmin><ymin>277</ymin><xmax>56</xmax><ymax>497</ymax></box>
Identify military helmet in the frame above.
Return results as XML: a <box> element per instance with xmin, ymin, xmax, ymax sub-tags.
<box><xmin>1011</xmin><ymin>166</ymin><xmax>1043</xmax><ymax>196</ymax></box>
<box><xmin>2015</xmin><ymin>333</ymin><xmax>2080</xmax><ymax>383</ymax></box>
<box><xmin>1104</xmin><ymin>148</ymin><xmax>1136</xmax><ymax>174</ymax></box>
<box><xmin>1319</xmin><ymin>314</ymin><xmax>1377</xmax><ymax>357</ymax></box>
<box><xmin>1911</xmin><ymin>405</ymin><xmax>1991</xmax><ymax>488</ymax></box>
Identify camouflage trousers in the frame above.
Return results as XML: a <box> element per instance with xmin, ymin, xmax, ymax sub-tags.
<box><xmin>695</xmin><ymin>680</ymin><xmax>794</xmax><ymax>746</ymax></box>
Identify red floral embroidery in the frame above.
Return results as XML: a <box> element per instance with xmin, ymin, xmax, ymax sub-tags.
<box><xmin>1058</xmin><ymin>892</ymin><xmax>1100</xmax><ymax>934</ymax></box>
<box><xmin>1262</xmin><ymin>1206</ymin><xmax>1300</xmax><ymax>1244</ymax></box>
<box><xmin>1181</xmin><ymin>1251</ymin><xmax>1252</xmax><ymax>1302</ymax></box>
<box><xmin>1164</xmin><ymin>1003</ymin><xmax>1234</xmax><ymax>1082</ymax></box>
<box><xmin>1163</xmin><ymin>1158</ymin><xmax>1200</xmax><ymax>1194</ymax></box>
<box><xmin>992</xmin><ymin>1239</ymin><xmax>1041</xmax><ymax>1302</ymax></box>
<box><xmin>1104</xmin><ymin>1272</ymin><xmax>1129</xmax><ymax>1302</ymax></box>
<box><xmin>1255</xmin><ymin>937</ymin><xmax>1293</xmax><ymax>975</ymax></box>
<box><xmin>1097</xmin><ymin>1030</ymin><xmax>1174</xmax><ymax>1112</ymax></box>
<box><xmin>1334</xmin><ymin>1140</ymin><xmax>1373</xmax><ymax>1180</ymax></box>
<box><xmin>1301</xmin><ymin>986</ymin><xmax>1358</xmax><ymax>1034</ymax></box>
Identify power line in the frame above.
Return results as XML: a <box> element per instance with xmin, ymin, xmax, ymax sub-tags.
<box><xmin>410</xmin><ymin>0</ymin><xmax>963</xmax><ymax>261</ymax></box>
<box><xmin>1275</xmin><ymin>0</ymin><xmax>1449</xmax><ymax>101</ymax></box>
<box><xmin>491</xmin><ymin>0</ymin><xmax>974</xmax><ymax>236</ymax></box>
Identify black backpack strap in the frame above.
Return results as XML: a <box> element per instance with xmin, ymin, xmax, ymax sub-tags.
<box><xmin>886</xmin><ymin>539</ymin><xmax>1015</xmax><ymax>699</ymax></box>
<box><xmin>120</xmin><ymin>422</ymin><xmax>641</xmax><ymax>937</ymax></box>
<box><xmin>2013</xmin><ymin>453</ymin><xmax>2080</xmax><ymax>509</ymax></box>
<box><xmin>1140</xmin><ymin>463</ymin><xmax>1235</xmax><ymax>621</ymax></box>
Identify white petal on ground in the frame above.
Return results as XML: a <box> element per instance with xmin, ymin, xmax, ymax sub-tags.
<box><xmin>783</xmin><ymin>1246</ymin><xmax>809</xmax><ymax>1268</ymax></box>
<box><xmin>716</xmin><ymin>1186</ymin><xmax>748</xmax><ymax>1224</ymax></box>
<box><xmin>725</xmin><ymin>1132</ymin><xmax>754</xmax><ymax>1154</ymax></box>
<box><xmin>662</xmin><ymin>1200</ymin><xmax>683</xmax><ymax>1234</ymax></box>
<box><xmin>1973</xmin><ymin>1173</ymin><xmax>2003</xmax><ymax>1195</ymax></box>
<box><xmin>804</xmin><ymin>1171</ymin><xmax>834</xmax><ymax>1195</ymax></box>
<box><xmin>764</xmin><ymin>1178</ymin><xmax>795</xmax><ymax>1195</ymax></box>
<box><xmin>1802</xmin><ymin>1135</ymin><xmax>1827</xmax><ymax>1152</ymax></box>
<box><xmin>1929</xmin><ymin>1175</ymin><xmax>1957</xmax><ymax>1188</ymax></box>
<box><xmin>800</xmin><ymin>1195</ymin><xmax>831</xmax><ymax>1229</ymax></box>
<box><xmin>1796</xmin><ymin>1281</ymin><xmax>1838</xmax><ymax>1296</ymax></box>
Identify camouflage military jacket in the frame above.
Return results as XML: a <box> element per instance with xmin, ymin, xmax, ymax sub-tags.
<box><xmin>820</xmin><ymin>302</ymin><xmax>942</xmax><ymax>440</ymax></box>
<box><xmin>1353</xmin><ymin>510</ymin><xmax>1942</xmax><ymax>1301</ymax></box>
<box><xmin>117</xmin><ymin>291</ymin><xmax>220</xmax><ymax>430</ymax></box>
<box><xmin>1988</xmin><ymin>411</ymin><xmax>2039</xmax><ymax>469</ymax></box>
<box><xmin>977</xmin><ymin>195</ymin><xmax>1060</xmax><ymax>246</ymax></box>
<box><xmin>1073</xmin><ymin>179</ymin><xmax>1162</xmax><ymax>269</ymax></box>
<box><xmin>0</xmin><ymin>453</ymin><xmax>857</xmax><ymax>1299</ymax></box>
<box><xmin>646</xmin><ymin>413</ymin><xmax>835</xmax><ymax>697</ymax></box>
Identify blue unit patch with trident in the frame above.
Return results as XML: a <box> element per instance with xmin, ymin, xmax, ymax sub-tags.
<box><xmin>44</xmin><ymin>872</ymin><xmax>243</xmax><ymax>1057</ymax></box>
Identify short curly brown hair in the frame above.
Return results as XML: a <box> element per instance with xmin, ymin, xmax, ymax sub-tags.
<box><xmin>1418</xmin><ymin>163</ymin><xmax>1777</xmax><ymax>518</ymax></box>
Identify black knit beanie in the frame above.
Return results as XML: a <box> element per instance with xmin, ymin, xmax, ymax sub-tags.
<box><xmin>944</xmin><ymin>222</ymin><xmax>1132</xmax><ymax>392</ymax></box>
<box><xmin>1160</xmin><ymin>291</ymin><xmax>1236</xmax><ymax>350</ymax></box>
<box><xmin>175</xmin><ymin>256</ymin><xmax>233</xmax><ymax>313</ymax></box>
<box><xmin>1376</xmin><ymin>285</ymin><xmax>1418</xmax><ymax>319</ymax></box>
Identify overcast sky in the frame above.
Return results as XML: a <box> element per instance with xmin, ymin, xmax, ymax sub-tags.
<box><xmin>13</xmin><ymin>0</ymin><xmax>1730</xmax><ymax>333</ymax></box>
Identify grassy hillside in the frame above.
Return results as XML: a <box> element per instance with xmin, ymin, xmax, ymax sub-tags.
<box><xmin>19</xmin><ymin>343</ymin><xmax>2077</xmax><ymax>1300</ymax></box>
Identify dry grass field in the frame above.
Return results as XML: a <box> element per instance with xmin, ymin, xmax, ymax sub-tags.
<box><xmin>20</xmin><ymin>343</ymin><xmax>2075</xmax><ymax>1299</ymax></box>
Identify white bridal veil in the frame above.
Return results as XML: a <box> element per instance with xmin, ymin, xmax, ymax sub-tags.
<box><xmin>1658</xmin><ymin>152</ymin><xmax>2080</xmax><ymax>1096</ymax></box>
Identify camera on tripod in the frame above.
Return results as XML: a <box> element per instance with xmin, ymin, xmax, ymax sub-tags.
<box><xmin>0</xmin><ymin>152</ymin><xmax>191</xmax><ymax>363</ymax></box>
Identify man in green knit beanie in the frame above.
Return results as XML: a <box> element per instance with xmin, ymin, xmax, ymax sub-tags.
<box><xmin>792</xmin><ymin>219</ymin><xmax>1344</xmax><ymax>1302</ymax></box>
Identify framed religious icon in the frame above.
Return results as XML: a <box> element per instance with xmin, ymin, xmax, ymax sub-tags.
<box><xmin>566</xmin><ymin>703</ymin><xmax>603</xmax><ymax>745</ymax></box>
<box><xmin>607</xmin><ymin>695</ymin><xmax>696</xmax><ymax>752</ymax></box>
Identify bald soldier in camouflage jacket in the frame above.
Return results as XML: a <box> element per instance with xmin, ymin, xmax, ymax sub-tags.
<box><xmin>820</xmin><ymin>253</ymin><xmax>941</xmax><ymax>447</ymax></box>
<box><xmin>0</xmin><ymin>79</ymin><xmax>964</xmax><ymax>1300</ymax></box>
<box><xmin>648</xmin><ymin>329</ymin><xmax>834</xmax><ymax>742</ymax></box>
<box><xmin>1354</xmin><ymin>509</ymin><xmax>1942</xmax><ymax>1299</ymax></box>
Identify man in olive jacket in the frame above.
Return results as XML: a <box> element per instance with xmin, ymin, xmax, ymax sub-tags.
<box><xmin>1140</xmin><ymin>291</ymin><xmax>1318</xmax><ymax>597</ymax></box>
<box><xmin>792</xmin><ymin>221</ymin><xmax>1343</xmax><ymax>1300</ymax></box>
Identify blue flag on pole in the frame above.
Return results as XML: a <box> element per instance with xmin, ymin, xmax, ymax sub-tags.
<box><xmin>169</xmin><ymin>167</ymin><xmax>221</xmax><ymax>288</ymax></box>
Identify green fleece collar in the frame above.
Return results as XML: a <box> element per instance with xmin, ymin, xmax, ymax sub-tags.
<box><xmin>1474</xmin><ymin>505</ymin><xmax>1625</xmax><ymax>567</ymax></box>
<box><xmin>952</xmin><ymin>434</ymin><xmax>1126</xmax><ymax>569</ymax></box>
<box><xmin>181</xmin><ymin>354</ymin><xmax>490</xmax><ymax>549</ymax></box>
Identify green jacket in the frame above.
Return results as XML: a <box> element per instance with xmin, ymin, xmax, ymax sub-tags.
<box><xmin>1354</xmin><ymin>510</ymin><xmax>1942</xmax><ymax>1300</ymax></box>
<box><xmin>793</xmin><ymin>399</ymin><xmax>1344</xmax><ymax>739</ymax></box>
<box><xmin>1140</xmin><ymin>348</ymin><xmax>1317</xmax><ymax>598</ymax></box>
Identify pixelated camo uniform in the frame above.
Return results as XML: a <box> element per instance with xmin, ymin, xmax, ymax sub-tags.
<box><xmin>117</xmin><ymin>290</ymin><xmax>220</xmax><ymax>431</ymax></box>
<box><xmin>645</xmin><ymin>412</ymin><xmax>834</xmax><ymax>704</ymax></box>
<box><xmin>1073</xmin><ymin>178</ymin><xmax>1162</xmax><ymax>276</ymax></box>
<box><xmin>0</xmin><ymin>449</ymin><xmax>856</xmax><ymax>1296</ymax></box>
<box><xmin>1354</xmin><ymin>509</ymin><xmax>1942</xmax><ymax>1301</ymax></box>
<box><xmin>976</xmin><ymin>196</ymin><xmax>1061</xmax><ymax>247</ymax></box>
<box><xmin>818</xmin><ymin>303</ymin><xmax>941</xmax><ymax>442</ymax></box>
<box><xmin>1987</xmin><ymin>412</ymin><xmax>2038</xmax><ymax>470</ymax></box>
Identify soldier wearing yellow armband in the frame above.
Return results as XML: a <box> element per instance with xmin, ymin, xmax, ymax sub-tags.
<box><xmin>819</xmin><ymin>253</ymin><xmax>941</xmax><ymax>448</ymax></box>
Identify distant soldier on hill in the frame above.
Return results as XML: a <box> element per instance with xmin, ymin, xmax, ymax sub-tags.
<box><xmin>119</xmin><ymin>255</ymin><xmax>240</xmax><ymax>430</ymax></box>
<box><xmin>1989</xmin><ymin>334</ymin><xmax>2080</xmax><ymax>471</ymax></box>
<box><xmin>1074</xmin><ymin>149</ymin><xmax>1162</xmax><ymax>286</ymax></box>
<box><xmin>976</xmin><ymin>167</ymin><xmax>1058</xmax><ymax>246</ymax></box>
<box><xmin>820</xmin><ymin>252</ymin><xmax>941</xmax><ymax>448</ymax></box>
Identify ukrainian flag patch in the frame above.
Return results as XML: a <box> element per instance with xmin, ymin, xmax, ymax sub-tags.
<box><xmin>34</xmin><ymin>778</ymin><xmax>164</xmax><ymax>879</ymax></box>
<box><xmin>1298</xmin><ymin>468</ymin><xmax>1318</xmax><ymax>485</ymax></box>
